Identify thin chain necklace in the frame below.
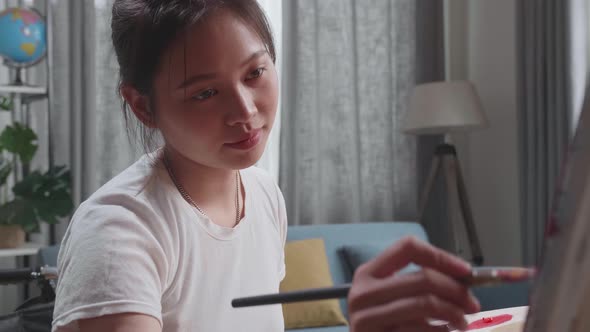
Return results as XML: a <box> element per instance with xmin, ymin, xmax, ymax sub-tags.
<box><xmin>163</xmin><ymin>155</ymin><xmax>242</xmax><ymax>227</ymax></box>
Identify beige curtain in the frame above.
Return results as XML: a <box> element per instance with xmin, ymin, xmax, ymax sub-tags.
<box><xmin>279</xmin><ymin>0</ymin><xmax>446</xmax><ymax>229</ymax></box>
<box><xmin>517</xmin><ymin>0</ymin><xmax>573</xmax><ymax>265</ymax></box>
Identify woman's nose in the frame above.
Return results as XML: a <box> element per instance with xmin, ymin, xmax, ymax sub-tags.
<box><xmin>226</xmin><ymin>86</ymin><xmax>257</xmax><ymax>126</ymax></box>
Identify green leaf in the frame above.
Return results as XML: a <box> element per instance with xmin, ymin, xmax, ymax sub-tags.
<box><xmin>12</xmin><ymin>170</ymin><xmax>42</xmax><ymax>197</ymax></box>
<box><xmin>35</xmin><ymin>189</ymin><xmax>73</xmax><ymax>221</ymax></box>
<box><xmin>0</xmin><ymin>165</ymin><xmax>73</xmax><ymax>231</ymax></box>
<box><xmin>0</xmin><ymin>96</ymin><xmax>12</xmax><ymax>111</ymax></box>
<box><xmin>0</xmin><ymin>123</ymin><xmax>38</xmax><ymax>164</ymax></box>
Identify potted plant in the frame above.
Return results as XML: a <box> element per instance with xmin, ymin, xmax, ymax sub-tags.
<box><xmin>0</xmin><ymin>95</ymin><xmax>73</xmax><ymax>248</ymax></box>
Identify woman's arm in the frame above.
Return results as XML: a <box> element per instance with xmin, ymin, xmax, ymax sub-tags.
<box><xmin>78</xmin><ymin>313</ymin><xmax>161</xmax><ymax>332</ymax></box>
<box><xmin>53</xmin><ymin>204</ymin><xmax>168</xmax><ymax>332</ymax></box>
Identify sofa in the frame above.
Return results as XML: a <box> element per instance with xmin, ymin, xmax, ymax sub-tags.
<box><xmin>285</xmin><ymin>222</ymin><xmax>531</xmax><ymax>332</ymax></box>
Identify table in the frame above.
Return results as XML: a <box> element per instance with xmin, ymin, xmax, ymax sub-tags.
<box><xmin>0</xmin><ymin>242</ymin><xmax>44</xmax><ymax>258</ymax></box>
<box><xmin>0</xmin><ymin>242</ymin><xmax>44</xmax><ymax>300</ymax></box>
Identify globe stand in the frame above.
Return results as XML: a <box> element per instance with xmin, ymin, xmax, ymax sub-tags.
<box><xmin>12</xmin><ymin>68</ymin><xmax>24</xmax><ymax>86</ymax></box>
<box><xmin>3</xmin><ymin>59</ymin><xmax>27</xmax><ymax>86</ymax></box>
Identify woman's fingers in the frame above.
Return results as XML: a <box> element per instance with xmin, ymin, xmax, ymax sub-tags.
<box><xmin>348</xmin><ymin>268</ymin><xmax>480</xmax><ymax>315</ymax></box>
<box><xmin>349</xmin><ymin>295</ymin><xmax>469</xmax><ymax>332</ymax></box>
<box><xmin>362</xmin><ymin>237</ymin><xmax>472</xmax><ymax>279</ymax></box>
<box><xmin>347</xmin><ymin>238</ymin><xmax>481</xmax><ymax>332</ymax></box>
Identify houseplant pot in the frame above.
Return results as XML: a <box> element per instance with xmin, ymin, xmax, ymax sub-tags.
<box><xmin>0</xmin><ymin>224</ymin><xmax>25</xmax><ymax>248</ymax></box>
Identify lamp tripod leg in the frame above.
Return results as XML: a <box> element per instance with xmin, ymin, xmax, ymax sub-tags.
<box><xmin>438</xmin><ymin>144</ymin><xmax>485</xmax><ymax>265</ymax></box>
<box><xmin>418</xmin><ymin>155</ymin><xmax>442</xmax><ymax>222</ymax></box>
<box><xmin>454</xmin><ymin>155</ymin><xmax>484</xmax><ymax>266</ymax></box>
<box><xmin>417</xmin><ymin>144</ymin><xmax>484</xmax><ymax>266</ymax></box>
<box><xmin>442</xmin><ymin>153</ymin><xmax>463</xmax><ymax>257</ymax></box>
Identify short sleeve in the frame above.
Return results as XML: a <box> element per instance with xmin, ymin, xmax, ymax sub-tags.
<box><xmin>52</xmin><ymin>202</ymin><xmax>169</xmax><ymax>331</ymax></box>
<box><xmin>276</xmin><ymin>184</ymin><xmax>288</xmax><ymax>281</ymax></box>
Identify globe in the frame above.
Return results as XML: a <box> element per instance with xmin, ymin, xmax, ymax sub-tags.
<box><xmin>0</xmin><ymin>8</ymin><xmax>47</xmax><ymax>68</ymax></box>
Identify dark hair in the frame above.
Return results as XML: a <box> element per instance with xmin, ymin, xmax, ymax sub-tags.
<box><xmin>111</xmin><ymin>0</ymin><xmax>276</xmax><ymax>152</ymax></box>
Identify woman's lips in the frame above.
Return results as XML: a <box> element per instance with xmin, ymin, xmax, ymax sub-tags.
<box><xmin>225</xmin><ymin>129</ymin><xmax>263</xmax><ymax>150</ymax></box>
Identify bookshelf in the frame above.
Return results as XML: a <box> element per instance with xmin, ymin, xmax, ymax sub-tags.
<box><xmin>0</xmin><ymin>0</ymin><xmax>56</xmax><ymax>244</ymax></box>
<box><xmin>0</xmin><ymin>1</ymin><xmax>56</xmax><ymax>302</ymax></box>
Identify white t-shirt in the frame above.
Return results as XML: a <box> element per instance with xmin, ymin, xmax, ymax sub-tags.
<box><xmin>52</xmin><ymin>152</ymin><xmax>287</xmax><ymax>332</ymax></box>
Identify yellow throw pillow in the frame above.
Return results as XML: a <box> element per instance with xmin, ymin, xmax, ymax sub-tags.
<box><xmin>280</xmin><ymin>238</ymin><xmax>348</xmax><ymax>329</ymax></box>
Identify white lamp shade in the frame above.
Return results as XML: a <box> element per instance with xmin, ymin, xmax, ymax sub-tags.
<box><xmin>403</xmin><ymin>81</ymin><xmax>488</xmax><ymax>135</ymax></box>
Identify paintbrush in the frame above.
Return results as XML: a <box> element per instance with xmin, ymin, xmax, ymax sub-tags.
<box><xmin>458</xmin><ymin>266</ymin><xmax>536</xmax><ymax>287</ymax></box>
<box><xmin>231</xmin><ymin>266</ymin><xmax>536</xmax><ymax>308</ymax></box>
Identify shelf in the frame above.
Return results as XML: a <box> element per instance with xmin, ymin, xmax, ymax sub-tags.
<box><xmin>0</xmin><ymin>242</ymin><xmax>43</xmax><ymax>258</ymax></box>
<box><xmin>0</xmin><ymin>85</ymin><xmax>47</xmax><ymax>96</ymax></box>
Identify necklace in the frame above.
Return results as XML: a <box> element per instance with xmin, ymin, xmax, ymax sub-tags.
<box><xmin>163</xmin><ymin>156</ymin><xmax>241</xmax><ymax>226</ymax></box>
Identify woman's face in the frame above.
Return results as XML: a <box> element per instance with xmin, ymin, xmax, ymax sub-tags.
<box><xmin>151</xmin><ymin>9</ymin><xmax>279</xmax><ymax>170</ymax></box>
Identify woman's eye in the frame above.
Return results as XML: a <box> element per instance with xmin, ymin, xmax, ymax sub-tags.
<box><xmin>193</xmin><ymin>89</ymin><xmax>218</xmax><ymax>101</ymax></box>
<box><xmin>246</xmin><ymin>67</ymin><xmax>266</xmax><ymax>80</ymax></box>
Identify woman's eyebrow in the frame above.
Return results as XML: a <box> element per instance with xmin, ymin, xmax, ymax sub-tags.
<box><xmin>240</xmin><ymin>49</ymin><xmax>267</xmax><ymax>66</ymax></box>
<box><xmin>176</xmin><ymin>72</ymin><xmax>217</xmax><ymax>90</ymax></box>
<box><xmin>176</xmin><ymin>49</ymin><xmax>268</xmax><ymax>90</ymax></box>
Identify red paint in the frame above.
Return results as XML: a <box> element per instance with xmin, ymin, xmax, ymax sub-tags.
<box><xmin>467</xmin><ymin>314</ymin><xmax>513</xmax><ymax>330</ymax></box>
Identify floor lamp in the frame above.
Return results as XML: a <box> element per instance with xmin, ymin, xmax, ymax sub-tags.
<box><xmin>403</xmin><ymin>81</ymin><xmax>488</xmax><ymax>266</ymax></box>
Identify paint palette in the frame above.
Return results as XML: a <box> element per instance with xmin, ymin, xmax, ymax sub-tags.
<box><xmin>449</xmin><ymin>306</ymin><xmax>528</xmax><ymax>332</ymax></box>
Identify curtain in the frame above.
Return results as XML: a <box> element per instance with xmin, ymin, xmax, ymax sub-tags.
<box><xmin>414</xmin><ymin>0</ymin><xmax>449</xmax><ymax>250</ymax></box>
<box><xmin>570</xmin><ymin>0</ymin><xmax>590</xmax><ymax>130</ymax></box>
<box><xmin>255</xmin><ymin>0</ymin><xmax>282</xmax><ymax>181</ymax></box>
<box><xmin>279</xmin><ymin>0</ymin><xmax>445</xmax><ymax>227</ymax></box>
<box><xmin>49</xmin><ymin>0</ymin><xmax>141</xmax><ymax>243</ymax></box>
<box><xmin>517</xmin><ymin>0</ymin><xmax>573</xmax><ymax>266</ymax></box>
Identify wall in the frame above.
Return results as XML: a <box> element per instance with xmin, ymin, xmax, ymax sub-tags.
<box><xmin>447</xmin><ymin>0</ymin><xmax>522</xmax><ymax>266</ymax></box>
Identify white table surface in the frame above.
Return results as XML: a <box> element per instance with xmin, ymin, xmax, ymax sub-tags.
<box><xmin>0</xmin><ymin>242</ymin><xmax>43</xmax><ymax>258</ymax></box>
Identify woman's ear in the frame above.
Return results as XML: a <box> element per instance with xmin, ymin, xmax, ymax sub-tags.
<box><xmin>120</xmin><ymin>85</ymin><xmax>157</xmax><ymax>128</ymax></box>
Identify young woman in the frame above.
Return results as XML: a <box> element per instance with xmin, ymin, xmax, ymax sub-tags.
<box><xmin>52</xmin><ymin>1</ymin><xmax>480</xmax><ymax>331</ymax></box>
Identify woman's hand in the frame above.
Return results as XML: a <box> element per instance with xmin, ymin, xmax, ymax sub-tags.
<box><xmin>347</xmin><ymin>237</ymin><xmax>481</xmax><ymax>332</ymax></box>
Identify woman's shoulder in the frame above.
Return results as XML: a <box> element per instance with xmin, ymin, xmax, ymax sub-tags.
<box><xmin>67</xmin><ymin>194</ymin><xmax>172</xmax><ymax>251</ymax></box>
<box><xmin>67</xmin><ymin>152</ymin><xmax>177</xmax><ymax>241</ymax></box>
<box><xmin>91</xmin><ymin>152</ymin><xmax>164</xmax><ymax>198</ymax></box>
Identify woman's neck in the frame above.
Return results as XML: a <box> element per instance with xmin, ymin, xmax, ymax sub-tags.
<box><xmin>163</xmin><ymin>147</ymin><xmax>240</xmax><ymax>219</ymax></box>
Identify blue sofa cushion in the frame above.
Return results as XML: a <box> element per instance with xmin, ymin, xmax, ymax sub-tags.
<box><xmin>339</xmin><ymin>243</ymin><xmax>420</xmax><ymax>278</ymax></box>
